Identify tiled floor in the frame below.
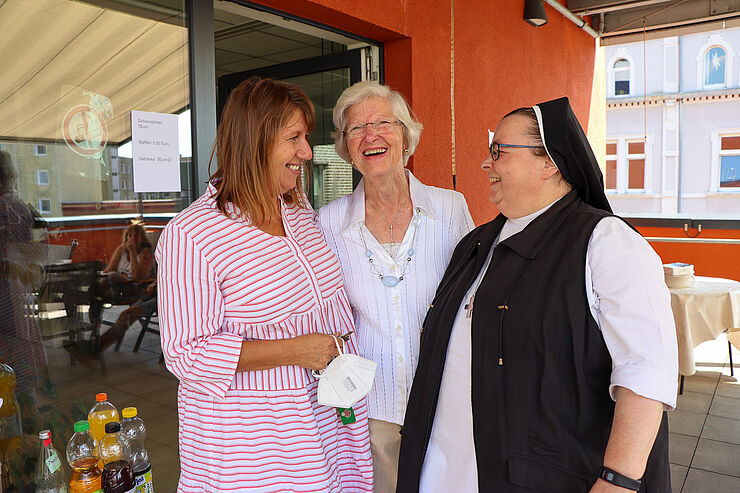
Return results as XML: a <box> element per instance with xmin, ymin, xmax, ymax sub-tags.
<box><xmin>41</xmin><ymin>313</ymin><xmax>182</xmax><ymax>492</ymax></box>
<box><xmin>37</xmin><ymin>317</ymin><xmax>739</xmax><ymax>492</ymax></box>
<box><xmin>669</xmin><ymin>334</ymin><xmax>740</xmax><ymax>493</ymax></box>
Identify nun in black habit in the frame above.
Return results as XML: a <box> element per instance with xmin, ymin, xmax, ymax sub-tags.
<box><xmin>396</xmin><ymin>97</ymin><xmax>678</xmax><ymax>493</ymax></box>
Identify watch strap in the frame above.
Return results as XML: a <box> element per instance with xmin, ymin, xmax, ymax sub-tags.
<box><xmin>598</xmin><ymin>466</ymin><xmax>642</xmax><ymax>491</ymax></box>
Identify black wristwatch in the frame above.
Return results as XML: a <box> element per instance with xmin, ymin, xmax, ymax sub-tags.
<box><xmin>598</xmin><ymin>466</ymin><xmax>642</xmax><ymax>491</ymax></box>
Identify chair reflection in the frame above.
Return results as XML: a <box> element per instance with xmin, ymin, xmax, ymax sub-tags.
<box><xmin>36</xmin><ymin>260</ymin><xmax>107</xmax><ymax>374</ymax></box>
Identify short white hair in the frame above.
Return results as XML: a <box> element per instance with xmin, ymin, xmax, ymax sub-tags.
<box><xmin>332</xmin><ymin>81</ymin><xmax>423</xmax><ymax>165</ymax></box>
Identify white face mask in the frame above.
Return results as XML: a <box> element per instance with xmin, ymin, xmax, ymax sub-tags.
<box><xmin>312</xmin><ymin>336</ymin><xmax>377</xmax><ymax>409</ymax></box>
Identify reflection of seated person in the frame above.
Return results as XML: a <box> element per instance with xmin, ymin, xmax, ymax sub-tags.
<box><xmin>98</xmin><ymin>224</ymin><xmax>155</xmax><ymax>302</ymax></box>
<box><xmin>97</xmin><ymin>280</ymin><xmax>157</xmax><ymax>354</ymax></box>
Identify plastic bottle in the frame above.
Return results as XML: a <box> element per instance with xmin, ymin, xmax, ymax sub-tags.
<box><xmin>88</xmin><ymin>393</ymin><xmax>119</xmax><ymax>444</ymax></box>
<box><xmin>66</xmin><ymin>420</ymin><xmax>102</xmax><ymax>493</ymax></box>
<box><xmin>99</xmin><ymin>422</ymin><xmax>134</xmax><ymax>493</ymax></box>
<box><xmin>35</xmin><ymin>430</ymin><xmax>68</xmax><ymax>492</ymax></box>
<box><xmin>120</xmin><ymin>408</ymin><xmax>154</xmax><ymax>493</ymax></box>
<box><xmin>0</xmin><ymin>363</ymin><xmax>23</xmax><ymax>488</ymax></box>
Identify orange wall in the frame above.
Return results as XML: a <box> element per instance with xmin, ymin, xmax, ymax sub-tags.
<box><xmin>257</xmin><ymin>0</ymin><xmax>598</xmax><ymax>225</ymax></box>
<box><xmin>637</xmin><ymin>227</ymin><xmax>740</xmax><ymax>282</ymax></box>
<box><xmin>450</xmin><ymin>0</ymin><xmax>597</xmax><ymax>225</ymax></box>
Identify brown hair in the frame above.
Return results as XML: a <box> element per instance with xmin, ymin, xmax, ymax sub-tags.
<box><xmin>209</xmin><ymin>77</ymin><xmax>315</xmax><ymax>226</ymax></box>
<box><xmin>121</xmin><ymin>224</ymin><xmax>152</xmax><ymax>252</ymax></box>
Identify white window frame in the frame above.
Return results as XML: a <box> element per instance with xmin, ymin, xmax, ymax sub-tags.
<box><xmin>710</xmin><ymin>128</ymin><xmax>740</xmax><ymax>193</ymax></box>
<box><xmin>696</xmin><ymin>35</ymin><xmax>733</xmax><ymax>90</ymax></box>
<box><xmin>38</xmin><ymin>198</ymin><xmax>51</xmax><ymax>214</ymax></box>
<box><xmin>605</xmin><ymin>140</ymin><xmax>618</xmax><ymax>190</ymax></box>
<box><xmin>36</xmin><ymin>169</ymin><xmax>49</xmax><ymax>186</ymax></box>
<box><xmin>607</xmin><ymin>49</ymin><xmax>636</xmax><ymax>98</ymax></box>
<box><xmin>625</xmin><ymin>139</ymin><xmax>647</xmax><ymax>192</ymax></box>
<box><xmin>604</xmin><ymin>134</ymin><xmax>653</xmax><ymax>194</ymax></box>
<box><xmin>34</xmin><ymin>144</ymin><xmax>47</xmax><ymax>156</ymax></box>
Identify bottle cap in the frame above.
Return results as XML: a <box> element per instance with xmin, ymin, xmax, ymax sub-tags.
<box><xmin>74</xmin><ymin>420</ymin><xmax>90</xmax><ymax>432</ymax></box>
<box><xmin>96</xmin><ymin>393</ymin><xmax>108</xmax><ymax>402</ymax></box>
<box><xmin>38</xmin><ymin>429</ymin><xmax>51</xmax><ymax>439</ymax></box>
<box><xmin>121</xmin><ymin>407</ymin><xmax>138</xmax><ymax>418</ymax></box>
<box><xmin>104</xmin><ymin>422</ymin><xmax>120</xmax><ymax>433</ymax></box>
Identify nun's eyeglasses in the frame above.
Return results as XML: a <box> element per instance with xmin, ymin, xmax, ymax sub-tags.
<box><xmin>489</xmin><ymin>142</ymin><xmax>546</xmax><ymax>161</ymax></box>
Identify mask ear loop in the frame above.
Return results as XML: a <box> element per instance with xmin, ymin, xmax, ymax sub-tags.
<box><xmin>312</xmin><ymin>335</ymin><xmax>345</xmax><ymax>378</ymax></box>
<box><xmin>332</xmin><ymin>335</ymin><xmax>344</xmax><ymax>356</ymax></box>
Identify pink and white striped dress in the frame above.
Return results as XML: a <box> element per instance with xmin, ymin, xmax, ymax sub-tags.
<box><xmin>155</xmin><ymin>185</ymin><xmax>373</xmax><ymax>492</ymax></box>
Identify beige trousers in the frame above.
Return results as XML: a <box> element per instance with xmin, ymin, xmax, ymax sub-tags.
<box><xmin>368</xmin><ymin>418</ymin><xmax>403</xmax><ymax>493</ymax></box>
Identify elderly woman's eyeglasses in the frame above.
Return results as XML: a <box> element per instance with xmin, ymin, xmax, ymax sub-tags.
<box><xmin>489</xmin><ymin>142</ymin><xmax>546</xmax><ymax>161</ymax></box>
<box><xmin>343</xmin><ymin>120</ymin><xmax>402</xmax><ymax>139</ymax></box>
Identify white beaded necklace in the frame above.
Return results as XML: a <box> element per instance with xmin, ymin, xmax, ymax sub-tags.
<box><xmin>359</xmin><ymin>211</ymin><xmax>419</xmax><ymax>288</ymax></box>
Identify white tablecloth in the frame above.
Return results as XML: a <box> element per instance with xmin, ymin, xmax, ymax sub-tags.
<box><xmin>670</xmin><ymin>276</ymin><xmax>740</xmax><ymax>376</ymax></box>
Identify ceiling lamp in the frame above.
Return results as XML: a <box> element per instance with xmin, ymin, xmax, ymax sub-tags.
<box><xmin>524</xmin><ymin>0</ymin><xmax>548</xmax><ymax>27</ymax></box>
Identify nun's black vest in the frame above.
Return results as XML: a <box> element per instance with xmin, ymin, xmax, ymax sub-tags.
<box><xmin>397</xmin><ymin>191</ymin><xmax>670</xmax><ymax>493</ymax></box>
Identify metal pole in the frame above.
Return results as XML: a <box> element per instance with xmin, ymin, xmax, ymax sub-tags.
<box><xmin>543</xmin><ymin>0</ymin><xmax>599</xmax><ymax>38</ymax></box>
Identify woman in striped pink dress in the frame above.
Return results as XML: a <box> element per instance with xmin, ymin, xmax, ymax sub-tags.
<box><xmin>155</xmin><ymin>77</ymin><xmax>373</xmax><ymax>492</ymax></box>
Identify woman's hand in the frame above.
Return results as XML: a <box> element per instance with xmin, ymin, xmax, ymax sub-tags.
<box><xmin>287</xmin><ymin>332</ymin><xmax>344</xmax><ymax>370</ymax></box>
<box><xmin>125</xmin><ymin>234</ymin><xmax>136</xmax><ymax>251</ymax></box>
<box><xmin>236</xmin><ymin>333</ymin><xmax>345</xmax><ymax>373</ymax></box>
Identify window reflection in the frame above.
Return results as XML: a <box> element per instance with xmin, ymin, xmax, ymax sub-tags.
<box><xmin>704</xmin><ymin>46</ymin><xmax>726</xmax><ymax>87</ymax></box>
<box><xmin>0</xmin><ymin>0</ymin><xmax>188</xmax><ymax>489</ymax></box>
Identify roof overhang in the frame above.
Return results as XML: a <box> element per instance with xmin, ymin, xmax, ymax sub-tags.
<box><xmin>568</xmin><ymin>0</ymin><xmax>740</xmax><ymax>45</ymax></box>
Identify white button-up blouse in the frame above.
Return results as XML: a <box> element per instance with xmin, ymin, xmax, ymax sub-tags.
<box><xmin>318</xmin><ymin>170</ymin><xmax>474</xmax><ymax>425</ymax></box>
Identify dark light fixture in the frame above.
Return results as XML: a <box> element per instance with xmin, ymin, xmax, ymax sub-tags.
<box><xmin>524</xmin><ymin>0</ymin><xmax>548</xmax><ymax>27</ymax></box>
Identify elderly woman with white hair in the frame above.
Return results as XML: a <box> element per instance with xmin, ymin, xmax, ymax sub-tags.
<box><xmin>318</xmin><ymin>81</ymin><xmax>474</xmax><ymax>493</ymax></box>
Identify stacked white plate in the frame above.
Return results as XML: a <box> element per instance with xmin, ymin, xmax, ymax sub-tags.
<box><xmin>663</xmin><ymin>262</ymin><xmax>694</xmax><ymax>289</ymax></box>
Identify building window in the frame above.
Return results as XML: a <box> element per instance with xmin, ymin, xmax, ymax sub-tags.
<box><xmin>34</xmin><ymin>144</ymin><xmax>47</xmax><ymax>156</ymax></box>
<box><xmin>605</xmin><ymin>136</ymin><xmax>650</xmax><ymax>193</ymax></box>
<box><xmin>704</xmin><ymin>46</ymin><xmax>726</xmax><ymax>87</ymax></box>
<box><xmin>38</xmin><ymin>198</ymin><xmax>51</xmax><ymax>214</ymax></box>
<box><xmin>37</xmin><ymin>169</ymin><xmax>49</xmax><ymax>186</ymax></box>
<box><xmin>626</xmin><ymin>140</ymin><xmax>646</xmax><ymax>190</ymax></box>
<box><xmin>614</xmin><ymin>59</ymin><xmax>630</xmax><ymax>96</ymax></box>
<box><xmin>719</xmin><ymin>135</ymin><xmax>740</xmax><ymax>189</ymax></box>
<box><xmin>605</xmin><ymin>141</ymin><xmax>617</xmax><ymax>190</ymax></box>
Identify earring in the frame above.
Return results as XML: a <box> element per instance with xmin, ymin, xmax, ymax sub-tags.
<box><xmin>350</xmin><ymin>159</ymin><xmax>355</xmax><ymax>165</ymax></box>
<box><xmin>403</xmin><ymin>148</ymin><xmax>409</xmax><ymax>155</ymax></box>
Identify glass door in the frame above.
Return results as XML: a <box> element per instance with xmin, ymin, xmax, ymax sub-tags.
<box><xmin>217</xmin><ymin>50</ymin><xmax>365</xmax><ymax>207</ymax></box>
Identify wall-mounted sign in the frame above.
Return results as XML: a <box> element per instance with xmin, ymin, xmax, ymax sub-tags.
<box><xmin>131</xmin><ymin>110</ymin><xmax>181</xmax><ymax>192</ymax></box>
<box><xmin>62</xmin><ymin>91</ymin><xmax>113</xmax><ymax>167</ymax></box>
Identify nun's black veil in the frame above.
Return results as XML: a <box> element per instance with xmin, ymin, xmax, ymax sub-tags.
<box><xmin>532</xmin><ymin>97</ymin><xmax>612</xmax><ymax>213</ymax></box>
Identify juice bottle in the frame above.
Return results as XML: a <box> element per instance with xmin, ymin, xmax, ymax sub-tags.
<box><xmin>88</xmin><ymin>393</ymin><xmax>119</xmax><ymax>444</ymax></box>
<box><xmin>35</xmin><ymin>430</ymin><xmax>68</xmax><ymax>492</ymax></box>
<box><xmin>66</xmin><ymin>420</ymin><xmax>102</xmax><ymax>493</ymax></box>
<box><xmin>120</xmin><ymin>408</ymin><xmax>154</xmax><ymax>492</ymax></box>
<box><xmin>0</xmin><ymin>363</ymin><xmax>22</xmax><ymax>490</ymax></box>
<box><xmin>99</xmin><ymin>422</ymin><xmax>135</xmax><ymax>493</ymax></box>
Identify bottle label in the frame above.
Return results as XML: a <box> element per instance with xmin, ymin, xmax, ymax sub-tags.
<box><xmin>46</xmin><ymin>449</ymin><xmax>62</xmax><ymax>473</ymax></box>
<box><xmin>135</xmin><ymin>468</ymin><xmax>154</xmax><ymax>493</ymax></box>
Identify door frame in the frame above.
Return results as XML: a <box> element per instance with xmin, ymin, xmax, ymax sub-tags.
<box><xmin>217</xmin><ymin>49</ymin><xmax>364</xmax><ymax>120</ymax></box>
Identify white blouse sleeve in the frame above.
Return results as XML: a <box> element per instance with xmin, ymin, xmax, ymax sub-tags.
<box><xmin>586</xmin><ymin>217</ymin><xmax>679</xmax><ymax>409</ymax></box>
<box><xmin>453</xmin><ymin>192</ymin><xmax>475</xmax><ymax>240</ymax></box>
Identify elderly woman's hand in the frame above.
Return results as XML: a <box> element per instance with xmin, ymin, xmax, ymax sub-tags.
<box><xmin>288</xmin><ymin>332</ymin><xmax>344</xmax><ymax>370</ymax></box>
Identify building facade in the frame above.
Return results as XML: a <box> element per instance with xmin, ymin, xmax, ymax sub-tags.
<box><xmin>0</xmin><ymin>1</ymin><xmax>605</xmax><ymax>489</ymax></box>
<box><xmin>605</xmin><ymin>27</ymin><xmax>740</xmax><ymax>217</ymax></box>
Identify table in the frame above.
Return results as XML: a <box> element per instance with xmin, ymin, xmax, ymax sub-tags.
<box><xmin>669</xmin><ymin>276</ymin><xmax>740</xmax><ymax>378</ymax></box>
